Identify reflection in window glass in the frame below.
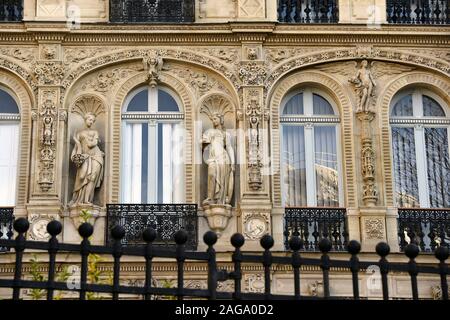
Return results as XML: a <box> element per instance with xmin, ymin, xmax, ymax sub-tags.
<box><xmin>391</xmin><ymin>94</ymin><xmax>413</xmax><ymax>117</ymax></box>
<box><xmin>127</xmin><ymin>89</ymin><xmax>148</xmax><ymax>112</ymax></box>
<box><xmin>423</xmin><ymin>96</ymin><xmax>445</xmax><ymax>117</ymax></box>
<box><xmin>0</xmin><ymin>89</ymin><xmax>19</xmax><ymax>114</ymax></box>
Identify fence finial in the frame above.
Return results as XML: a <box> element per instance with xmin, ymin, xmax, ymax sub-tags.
<box><xmin>405</xmin><ymin>243</ymin><xmax>419</xmax><ymax>260</ymax></box>
<box><xmin>375</xmin><ymin>242</ymin><xmax>390</xmax><ymax>257</ymax></box>
<box><xmin>143</xmin><ymin>228</ymin><xmax>157</xmax><ymax>243</ymax></box>
<box><xmin>111</xmin><ymin>225</ymin><xmax>126</xmax><ymax>240</ymax></box>
<box><xmin>347</xmin><ymin>240</ymin><xmax>361</xmax><ymax>255</ymax></box>
<box><xmin>203</xmin><ymin>231</ymin><xmax>218</xmax><ymax>247</ymax></box>
<box><xmin>46</xmin><ymin>220</ymin><xmax>62</xmax><ymax>237</ymax></box>
<box><xmin>260</xmin><ymin>234</ymin><xmax>274</xmax><ymax>250</ymax></box>
<box><xmin>319</xmin><ymin>238</ymin><xmax>332</xmax><ymax>253</ymax></box>
<box><xmin>289</xmin><ymin>236</ymin><xmax>303</xmax><ymax>251</ymax></box>
<box><xmin>435</xmin><ymin>246</ymin><xmax>449</xmax><ymax>261</ymax></box>
<box><xmin>13</xmin><ymin>218</ymin><xmax>29</xmax><ymax>234</ymax></box>
<box><xmin>78</xmin><ymin>222</ymin><xmax>93</xmax><ymax>239</ymax></box>
<box><xmin>231</xmin><ymin>233</ymin><xmax>245</xmax><ymax>248</ymax></box>
<box><xmin>174</xmin><ymin>230</ymin><xmax>188</xmax><ymax>245</ymax></box>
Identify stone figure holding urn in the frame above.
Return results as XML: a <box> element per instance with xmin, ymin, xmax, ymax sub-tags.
<box><xmin>70</xmin><ymin>112</ymin><xmax>104</xmax><ymax>205</ymax></box>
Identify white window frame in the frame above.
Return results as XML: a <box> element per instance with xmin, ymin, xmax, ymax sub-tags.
<box><xmin>120</xmin><ymin>85</ymin><xmax>185</xmax><ymax>204</ymax></box>
<box><xmin>280</xmin><ymin>88</ymin><xmax>343</xmax><ymax>207</ymax></box>
<box><xmin>0</xmin><ymin>86</ymin><xmax>20</xmax><ymax>207</ymax></box>
<box><xmin>390</xmin><ymin>89</ymin><xmax>450</xmax><ymax>208</ymax></box>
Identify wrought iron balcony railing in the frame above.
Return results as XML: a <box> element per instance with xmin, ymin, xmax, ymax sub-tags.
<box><xmin>0</xmin><ymin>207</ymin><xmax>14</xmax><ymax>252</ymax></box>
<box><xmin>109</xmin><ymin>0</ymin><xmax>195</xmax><ymax>23</ymax></box>
<box><xmin>0</xmin><ymin>0</ymin><xmax>22</xmax><ymax>22</ymax></box>
<box><xmin>398</xmin><ymin>208</ymin><xmax>450</xmax><ymax>252</ymax></box>
<box><xmin>106</xmin><ymin>204</ymin><xmax>197</xmax><ymax>249</ymax></box>
<box><xmin>387</xmin><ymin>0</ymin><xmax>450</xmax><ymax>24</ymax></box>
<box><xmin>284</xmin><ymin>207</ymin><xmax>348</xmax><ymax>251</ymax></box>
<box><xmin>278</xmin><ymin>0</ymin><xmax>339</xmax><ymax>23</ymax></box>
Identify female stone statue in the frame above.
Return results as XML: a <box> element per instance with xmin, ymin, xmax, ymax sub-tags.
<box><xmin>202</xmin><ymin>113</ymin><xmax>235</xmax><ymax>206</ymax></box>
<box><xmin>70</xmin><ymin>112</ymin><xmax>104</xmax><ymax>205</ymax></box>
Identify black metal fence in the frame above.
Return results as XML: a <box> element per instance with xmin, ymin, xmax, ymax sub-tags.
<box><xmin>398</xmin><ymin>208</ymin><xmax>450</xmax><ymax>252</ymax></box>
<box><xmin>387</xmin><ymin>0</ymin><xmax>450</xmax><ymax>24</ymax></box>
<box><xmin>0</xmin><ymin>207</ymin><xmax>13</xmax><ymax>252</ymax></box>
<box><xmin>109</xmin><ymin>0</ymin><xmax>195</xmax><ymax>23</ymax></box>
<box><xmin>0</xmin><ymin>0</ymin><xmax>22</xmax><ymax>22</ymax></box>
<box><xmin>0</xmin><ymin>217</ymin><xmax>448</xmax><ymax>300</ymax></box>
<box><xmin>278</xmin><ymin>0</ymin><xmax>339</xmax><ymax>23</ymax></box>
<box><xmin>284</xmin><ymin>208</ymin><xmax>348</xmax><ymax>251</ymax></box>
<box><xmin>106</xmin><ymin>204</ymin><xmax>198</xmax><ymax>249</ymax></box>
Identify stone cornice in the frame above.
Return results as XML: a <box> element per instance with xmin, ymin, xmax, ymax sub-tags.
<box><xmin>0</xmin><ymin>22</ymin><xmax>447</xmax><ymax>46</ymax></box>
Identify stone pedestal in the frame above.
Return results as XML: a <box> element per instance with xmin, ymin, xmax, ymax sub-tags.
<box><xmin>203</xmin><ymin>204</ymin><xmax>233</xmax><ymax>237</ymax></box>
<box><xmin>62</xmin><ymin>204</ymin><xmax>104</xmax><ymax>244</ymax></box>
<box><xmin>360</xmin><ymin>207</ymin><xmax>387</xmax><ymax>252</ymax></box>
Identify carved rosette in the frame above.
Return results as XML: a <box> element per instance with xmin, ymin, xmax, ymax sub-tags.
<box><xmin>38</xmin><ymin>90</ymin><xmax>58</xmax><ymax>193</ymax></box>
<box><xmin>239</xmin><ymin>62</ymin><xmax>266</xmax><ymax>86</ymax></box>
<box><xmin>33</xmin><ymin>61</ymin><xmax>65</xmax><ymax>85</ymax></box>
<box><xmin>357</xmin><ymin>111</ymin><xmax>378</xmax><ymax>206</ymax></box>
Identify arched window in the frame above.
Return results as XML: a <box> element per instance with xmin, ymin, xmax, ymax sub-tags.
<box><xmin>0</xmin><ymin>88</ymin><xmax>20</xmax><ymax>206</ymax></box>
<box><xmin>120</xmin><ymin>85</ymin><xmax>185</xmax><ymax>203</ymax></box>
<box><xmin>390</xmin><ymin>89</ymin><xmax>450</xmax><ymax>208</ymax></box>
<box><xmin>280</xmin><ymin>89</ymin><xmax>341</xmax><ymax>207</ymax></box>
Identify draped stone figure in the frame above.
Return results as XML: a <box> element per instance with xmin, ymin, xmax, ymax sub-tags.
<box><xmin>69</xmin><ymin>112</ymin><xmax>104</xmax><ymax>205</ymax></box>
<box><xmin>349</xmin><ymin>60</ymin><xmax>376</xmax><ymax>113</ymax></box>
<box><xmin>202</xmin><ymin>113</ymin><xmax>235</xmax><ymax>206</ymax></box>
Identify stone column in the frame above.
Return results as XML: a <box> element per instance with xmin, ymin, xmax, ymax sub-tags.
<box><xmin>27</xmin><ymin>42</ymin><xmax>65</xmax><ymax>241</ymax></box>
<box><xmin>238</xmin><ymin>43</ymin><xmax>273</xmax><ymax>251</ymax></box>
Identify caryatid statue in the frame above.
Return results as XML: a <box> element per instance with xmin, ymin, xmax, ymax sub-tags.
<box><xmin>200</xmin><ymin>95</ymin><xmax>236</xmax><ymax>206</ymax></box>
<box><xmin>70</xmin><ymin>112</ymin><xmax>104</xmax><ymax>205</ymax></box>
<box><xmin>349</xmin><ymin>60</ymin><xmax>376</xmax><ymax>113</ymax></box>
<box><xmin>202</xmin><ymin>112</ymin><xmax>235</xmax><ymax>206</ymax></box>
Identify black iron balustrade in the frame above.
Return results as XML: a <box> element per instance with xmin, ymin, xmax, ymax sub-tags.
<box><xmin>387</xmin><ymin>0</ymin><xmax>450</xmax><ymax>24</ymax></box>
<box><xmin>106</xmin><ymin>204</ymin><xmax>197</xmax><ymax>249</ymax></box>
<box><xmin>278</xmin><ymin>0</ymin><xmax>339</xmax><ymax>23</ymax></box>
<box><xmin>0</xmin><ymin>217</ymin><xmax>448</xmax><ymax>300</ymax></box>
<box><xmin>0</xmin><ymin>207</ymin><xmax>13</xmax><ymax>252</ymax></box>
<box><xmin>398</xmin><ymin>208</ymin><xmax>450</xmax><ymax>252</ymax></box>
<box><xmin>284</xmin><ymin>207</ymin><xmax>348</xmax><ymax>251</ymax></box>
<box><xmin>109</xmin><ymin>0</ymin><xmax>195</xmax><ymax>23</ymax></box>
<box><xmin>0</xmin><ymin>0</ymin><xmax>22</xmax><ymax>22</ymax></box>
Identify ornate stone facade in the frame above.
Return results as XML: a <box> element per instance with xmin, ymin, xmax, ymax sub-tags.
<box><xmin>0</xmin><ymin>0</ymin><xmax>448</xmax><ymax>299</ymax></box>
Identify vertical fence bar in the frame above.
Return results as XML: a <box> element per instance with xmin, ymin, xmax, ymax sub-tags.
<box><xmin>231</xmin><ymin>233</ymin><xmax>245</xmax><ymax>300</ymax></box>
<box><xmin>78</xmin><ymin>223</ymin><xmax>94</xmax><ymax>300</ymax></box>
<box><xmin>260</xmin><ymin>234</ymin><xmax>274</xmax><ymax>299</ymax></box>
<box><xmin>175</xmin><ymin>230</ymin><xmax>188</xmax><ymax>300</ymax></box>
<box><xmin>347</xmin><ymin>240</ymin><xmax>361</xmax><ymax>300</ymax></box>
<box><xmin>405</xmin><ymin>243</ymin><xmax>419</xmax><ymax>300</ymax></box>
<box><xmin>204</xmin><ymin>231</ymin><xmax>218</xmax><ymax>300</ymax></box>
<box><xmin>12</xmin><ymin>218</ymin><xmax>29</xmax><ymax>300</ymax></box>
<box><xmin>111</xmin><ymin>226</ymin><xmax>125</xmax><ymax>300</ymax></box>
<box><xmin>143</xmin><ymin>228</ymin><xmax>156</xmax><ymax>300</ymax></box>
<box><xmin>434</xmin><ymin>246</ymin><xmax>449</xmax><ymax>300</ymax></box>
<box><xmin>376</xmin><ymin>242</ymin><xmax>391</xmax><ymax>301</ymax></box>
<box><xmin>319</xmin><ymin>238</ymin><xmax>332</xmax><ymax>299</ymax></box>
<box><xmin>289</xmin><ymin>235</ymin><xmax>303</xmax><ymax>300</ymax></box>
<box><xmin>46</xmin><ymin>220</ymin><xmax>62</xmax><ymax>300</ymax></box>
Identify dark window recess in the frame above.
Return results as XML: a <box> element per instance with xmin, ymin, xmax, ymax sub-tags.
<box><xmin>284</xmin><ymin>207</ymin><xmax>348</xmax><ymax>251</ymax></box>
<box><xmin>278</xmin><ymin>0</ymin><xmax>339</xmax><ymax>23</ymax></box>
<box><xmin>387</xmin><ymin>0</ymin><xmax>450</xmax><ymax>24</ymax></box>
<box><xmin>106</xmin><ymin>204</ymin><xmax>198</xmax><ymax>250</ymax></box>
<box><xmin>0</xmin><ymin>1</ymin><xmax>23</xmax><ymax>22</ymax></box>
<box><xmin>398</xmin><ymin>208</ymin><xmax>450</xmax><ymax>252</ymax></box>
<box><xmin>109</xmin><ymin>0</ymin><xmax>195</xmax><ymax>23</ymax></box>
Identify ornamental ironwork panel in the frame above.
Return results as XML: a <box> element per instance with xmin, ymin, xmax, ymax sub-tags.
<box><xmin>0</xmin><ymin>208</ymin><xmax>14</xmax><ymax>252</ymax></box>
<box><xmin>398</xmin><ymin>208</ymin><xmax>450</xmax><ymax>252</ymax></box>
<box><xmin>109</xmin><ymin>0</ymin><xmax>195</xmax><ymax>23</ymax></box>
<box><xmin>387</xmin><ymin>0</ymin><xmax>450</xmax><ymax>24</ymax></box>
<box><xmin>106</xmin><ymin>204</ymin><xmax>197</xmax><ymax>249</ymax></box>
<box><xmin>278</xmin><ymin>0</ymin><xmax>339</xmax><ymax>23</ymax></box>
<box><xmin>0</xmin><ymin>0</ymin><xmax>22</xmax><ymax>21</ymax></box>
<box><xmin>284</xmin><ymin>207</ymin><xmax>348</xmax><ymax>251</ymax></box>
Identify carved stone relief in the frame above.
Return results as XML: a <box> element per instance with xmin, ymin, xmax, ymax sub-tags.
<box><xmin>243</xmin><ymin>211</ymin><xmax>270</xmax><ymax>240</ymax></box>
<box><xmin>33</xmin><ymin>61</ymin><xmax>65</xmax><ymax>85</ymax></box>
<box><xmin>0</xmin><ymin>47</ymin><xmax>36</xmax><ymax>63</ymax></box>
<box><xmin>38</xmin><ymin>90</ymin><xmax>58</xmax><ymax>192</ymax></box>
<box><xmin>28</xmin><ymin>213</ymin><xmax>58</xmax><ymax>241</ymax></box>
<box><xmin>244</xmin><ymin>273</ymin><xmax>265</xmax><ymax>293</ymax></box>
<box><xmin>364</xmin><ymin>218</ymin><xmax>385</xmax><ymax>240</ymax></box>
<box><xmin>239</xmin><ymin>62</ymin><xmax>266</xmax><ymax>86</ymax></box>
<box><xmin>238</xmin><ymin>0</ymin><xmax>265</xmax><ymax>18</ymax></box>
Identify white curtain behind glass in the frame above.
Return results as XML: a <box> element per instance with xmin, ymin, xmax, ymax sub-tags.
<box><xmin>0</xmin><ymin>124</ymin><xmax>19</xmax><ymax>206</ymax></box>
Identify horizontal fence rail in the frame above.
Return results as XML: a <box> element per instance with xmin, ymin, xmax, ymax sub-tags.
<box><xmin>109</xmin><ymin>0</ymin><xmax>195</xmax><ymax>23</ymax></box>
<box><xmin>0</xmin><ymin>218</ymin><xmax>448</xmax><ymax>300</ymax></box>
<box><xmin>106</xmin><ymin>204</ymin><xmax>198</xmax><ymax>250</ymax></box>
<box><xmin>0</xmin><ymin>0</ymin><xmax>22</xmax><ymax>22</ymax></box>
<box><xmin>284</xmin><ymin>207</ymin><xmax>348</xmax><ymax>251</ymax></box>
<box><xmin>387</xmin><ymin>0</ymin><xmax>450</xmax><ymax>24</ymax></box>
<box><xmin>0</xmin><ymin>207</ymin><xmax>13</xmax><ymax>252</ymax></box>
<box><xmin>278</xmin><ymin>0</ymin><xmax>339</xmax><ymax>23</ymax></box>
<box><xmin>398</xmin><ymin>208</ymin><xmax>450</xmax><ymax>252</ymax></box>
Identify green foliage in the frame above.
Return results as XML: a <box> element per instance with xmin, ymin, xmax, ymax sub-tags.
<box><xmin>29</xmin><ymin>255</ymin><xmax>46</xmax><ymax>300</ymax></box>
<box><xmin>160</xmin><ymin>279</ymin><xmax>177</xmax><ymax>300</ymax></box>
<box><xmin>79</xmin><ymin>209</ymin><xmax>93</xmax><ymax>223</ymax></box>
